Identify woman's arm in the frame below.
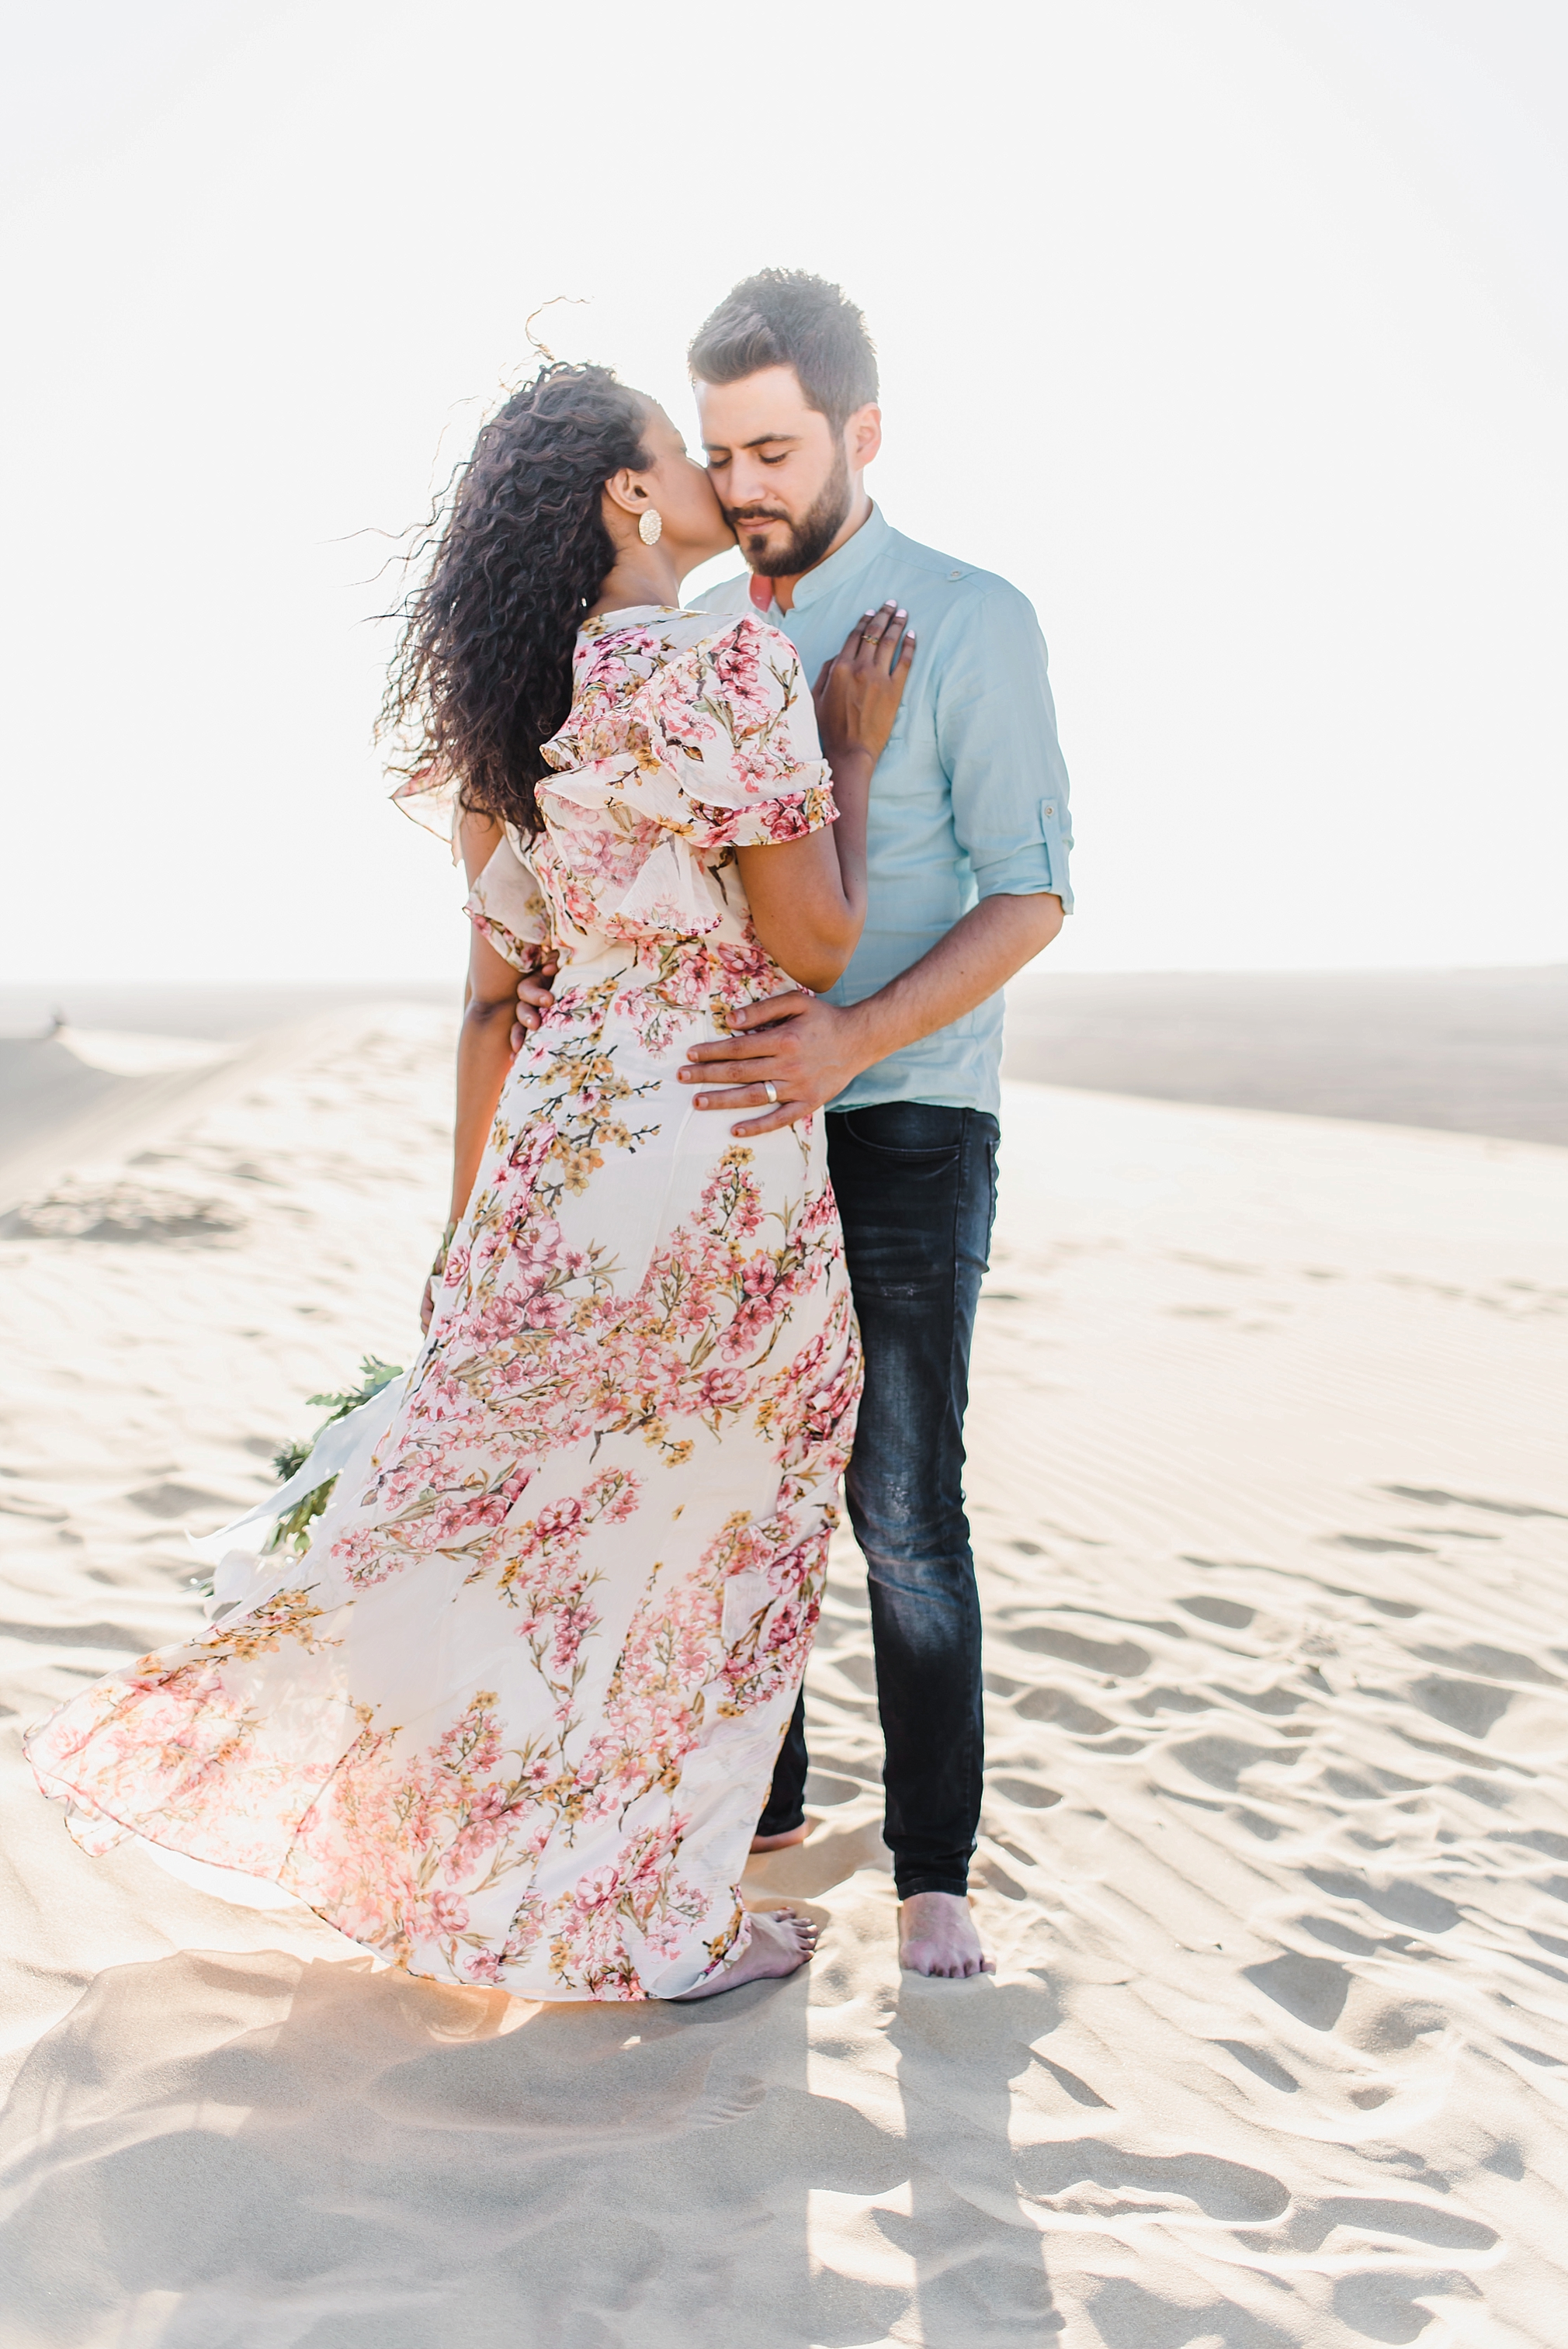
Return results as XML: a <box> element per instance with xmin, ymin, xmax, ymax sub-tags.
<box><xmin>421</xmin><ymin>810</ymin><xmax>520</xmax><ymax>1329</ymax></box>
<box><xmin>734</xmin><ymin>602</ymin><xmax>912</xmax><ymax>994</ymax></box>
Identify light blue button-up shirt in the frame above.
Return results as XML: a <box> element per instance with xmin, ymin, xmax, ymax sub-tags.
<box><xmin>696</xmin><ymin>504</ymin><xmax>1073</xmax><ymax>1114</ymax></box>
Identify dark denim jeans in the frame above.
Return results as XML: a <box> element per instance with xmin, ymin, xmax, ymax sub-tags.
<box><xmin>758</xmin><ymin>1101</ymin><xmax>999</xmax><ymax>1898</ymax></box>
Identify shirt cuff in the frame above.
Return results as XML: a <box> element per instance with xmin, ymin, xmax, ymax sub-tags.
<box><xmin>971</xmin><ymin>795</ymin><xmax>1074</xmax><ymax>913</ymax></box>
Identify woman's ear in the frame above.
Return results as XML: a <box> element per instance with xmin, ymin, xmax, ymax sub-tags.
<box><xmin>604</xmin><ymin>467</ymin><xmax>654</xmax><ymax>524</ymax></box>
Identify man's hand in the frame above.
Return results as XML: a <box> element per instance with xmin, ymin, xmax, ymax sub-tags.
<box><xmin>510</xmin><ymin>956</ymin><xmax>559</xmax><ymax>1053</ymax></box>
<box><xmin>681</xmin><ymin>893</ymin><xmax>1066</xmax><ymax>1136</ymax></box>
<box><xmin>678</xmin><ymin>994</ymin><xmax>869</xmax><ymax>1137</ymax></box>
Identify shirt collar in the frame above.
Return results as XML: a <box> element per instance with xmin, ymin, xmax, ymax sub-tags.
<box><xmin>751</xmin><ymin>501</ymin><xmax>893</xmax><ymax>615</ymax></box>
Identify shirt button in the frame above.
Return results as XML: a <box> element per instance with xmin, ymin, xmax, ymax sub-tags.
<box><xmin>948</xmin><ymin>569</ymin><xmax>963</xmax><ymax>581</ymax></box>
<box><xmin>1045</xmin><ymin>803</ymin><xmax>1055</xmax><ymax>817</ymax></box>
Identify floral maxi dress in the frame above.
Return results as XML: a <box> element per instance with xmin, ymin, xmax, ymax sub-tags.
<box><xmin>26</xmin><ymin>606</ymin><xmax>862</xmax><ymax>2000</ymax></box>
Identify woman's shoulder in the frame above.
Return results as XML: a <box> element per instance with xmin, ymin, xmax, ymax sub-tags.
<box><xmin>578</xmin><ymin>603</ymin><xmax>793</xmax><ymax>675</ymax></box>
<box><xmin>567</xmin><ymin>606</ymin><xmax>804</xmax><ymax>745</ymax></box>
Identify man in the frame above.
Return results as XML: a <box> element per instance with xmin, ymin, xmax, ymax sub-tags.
<box><xmin>691</xmin><ymin>269</ymin><xmax>1077</xmax><ymax>1983</ymax></box>
<box><xmin>522</xmin><ymin>272</ymin><xmax>1074</xmax><ymax>1979</ymax></box>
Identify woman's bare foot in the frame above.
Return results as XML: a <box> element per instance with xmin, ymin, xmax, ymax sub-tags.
<box><xmin>898</xmin><ymin>1892</ymin><xmax>994</xmax><ymax>1979</ymax></box>
<box><xmin>673</xmin><ymin>1908</ymin><xmax>820</xmax><ymax>1999</ymax></box>
<box><xmin>749</xmin><ymin>1820</ymin><xmax>811</xmax><ymax>1853</ymax></box>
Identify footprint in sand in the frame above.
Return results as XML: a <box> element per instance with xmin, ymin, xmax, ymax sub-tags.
<box><xmin>988</xmin><ymin>1774</ymin><xmax>1062</xmax><ymax>1809</ymax></box>
<box><xmin>1178</xmin><ymin>1593</ymin><xmax>1256</xmax><ymax>1629</ymax></box>
<box><xmin>1008</xmin><ymin>1623</ymin><xmax>1153</xmax><ymax>1677</ymax></box>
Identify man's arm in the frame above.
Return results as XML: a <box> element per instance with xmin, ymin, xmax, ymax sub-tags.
<box><xmin>678</xmin><ymin>890</ymin><xmax>1063</xmax><ymax>1136</ymax></box>
<box><xmin>684</xmin><ymin>572</ymin><xmax>1073</xmax><ymax>1135</ymax></box>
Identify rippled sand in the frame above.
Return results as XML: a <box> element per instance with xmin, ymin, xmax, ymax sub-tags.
<box><xmin>2</xmin><ymin>1008</ymin><xmax>1563</xmax><ymax>2344</ymax></box>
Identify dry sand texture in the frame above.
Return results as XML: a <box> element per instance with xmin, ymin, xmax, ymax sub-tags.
<box><xmin>1</xmin><ymin>1004</ymin><xmax>1565</xmax><ymax>2346</ymax></box>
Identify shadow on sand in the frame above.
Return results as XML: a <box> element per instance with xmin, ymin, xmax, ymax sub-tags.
<box><xmin>0</xmin><ymin>1906</ymin><xmax>1060</xmax><ymax>2346</ymax></box>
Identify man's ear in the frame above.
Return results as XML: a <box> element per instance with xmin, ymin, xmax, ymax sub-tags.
<box><xmin>845</xmin><ymin>404</ymin><xmax>882</xmax><ymax>475</ymax></box>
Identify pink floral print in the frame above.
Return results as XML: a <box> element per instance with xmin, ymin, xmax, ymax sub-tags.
<box><xmin>27</xmin><ymin>607</ymin><xmax>860</xmax><ymax>2001</ymax></box>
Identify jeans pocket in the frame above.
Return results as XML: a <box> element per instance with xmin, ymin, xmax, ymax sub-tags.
<box><xmin>840</xmin><ymin>1105</ymin><xmax>966</xmax><ymax>1159</ymax></box>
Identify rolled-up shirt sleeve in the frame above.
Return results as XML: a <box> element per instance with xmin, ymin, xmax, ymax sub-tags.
<box><xmin>935</xmin><ymin>581</ymin><xmax>1074</xmax><ymax>912</ymax></box>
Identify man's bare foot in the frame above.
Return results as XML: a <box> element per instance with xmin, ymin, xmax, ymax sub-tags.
<box><xmin>673</xmin><ymin>1908</ymin><xmax>820</xmax><ymax>1999</ymax></box>
<box><xmin>749</xmin><ymin>1820</ymin><xmax>811</xmax><ymax>1853</ymax></box>
<box><xmin>898</xmin><ymin>1892</ymin><xmax>994</xmax><ymax>1979</ymax></box>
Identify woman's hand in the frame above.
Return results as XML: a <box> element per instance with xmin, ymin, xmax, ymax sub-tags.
<box><xmin>811</xmin><ymin>601</ymin><xmax>914</xmax><ymax>765</ymax></box>
<box><xmin>731</xmin><ymin>605</ymin><xmax>911</xmax><ymax>996</ymax></box>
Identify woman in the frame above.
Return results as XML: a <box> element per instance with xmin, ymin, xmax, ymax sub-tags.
<box><xmin>25</xmin><ymin>362</ymin><xmax>912</xmax><ymax>2001</ymax></box>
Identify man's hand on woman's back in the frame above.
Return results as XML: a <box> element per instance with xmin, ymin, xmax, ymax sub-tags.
<box><xmin>509</xmin><ymin>958</ymin><xmax>559</xmax><ymax>1053</ymax></box>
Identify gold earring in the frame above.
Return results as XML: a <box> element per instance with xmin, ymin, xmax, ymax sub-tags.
<box><xmin>638</xmin><ymin>508</ymin><xmax>663</xmax><ymax>546</ymax></box>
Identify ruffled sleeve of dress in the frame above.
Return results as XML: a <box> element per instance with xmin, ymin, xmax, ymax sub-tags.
<box><xmin>463</xmin><ymin>834</ymin><xmax>551</xmax><ymax>970</ymax></box>
<box><xmin>536</xmin><ymin>612</ymin><xmax>837</xmax><ymax>945</ymax></box>
<box><xmin>633</xmin><ymin>612</ymin><xmax>836</xmax><ymax>848</ymax></box>
<box><xmin>391</xmin><ymin>763</ymin><xmax>458</xmax><ymax>849</ymax></box>
<box><xmin>390</xmin><ymin>768</ymin><xmax>553</xmax><ymax>970</ymax></box>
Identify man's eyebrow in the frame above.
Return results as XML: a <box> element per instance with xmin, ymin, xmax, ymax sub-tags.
<box><xmin>702</xmin><ymin>432</ymin><xmax>803</xmax><ymax>452</ymax></box>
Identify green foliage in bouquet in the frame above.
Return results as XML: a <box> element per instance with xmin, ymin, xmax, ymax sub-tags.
<box><xmin>189</xmin><ymin>1355</ymin><xmax>406</xmax><ymax>1601</ymax></box>
<box><xmin>262</xmin><ymin>1355</ymin><xmax>404</xmax><ymax>1558</ymax></box>
<box><xmin>307</xmin><ymin>1357</ymin><xmax>404</xmax><ymax>1424</ymax></box>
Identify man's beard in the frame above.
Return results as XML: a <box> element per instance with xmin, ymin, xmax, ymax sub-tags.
<box><xmin>726</xmin><ymin>444</ymin><xmax>851</xmax><ymax>578</ymax></box>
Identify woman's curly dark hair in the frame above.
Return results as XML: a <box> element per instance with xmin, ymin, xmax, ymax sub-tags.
<box><xmin>381</xmin><ymin>361</ymin><xmax>650</xmax><ymax>838</ymax></box>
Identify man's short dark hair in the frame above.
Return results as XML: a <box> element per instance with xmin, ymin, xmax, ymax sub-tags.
<box><xmin>688</xmin><ymin>270</ymin><xmax>879</xmax><ymax>433</ymax></box>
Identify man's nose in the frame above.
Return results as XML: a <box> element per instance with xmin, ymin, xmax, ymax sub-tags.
<box><xmin>725</xmin><ymin>456</ymin><xmax>774</xmax><ymax>508</ymax></box>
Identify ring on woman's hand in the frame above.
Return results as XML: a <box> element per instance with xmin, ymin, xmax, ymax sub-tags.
<box><xmin>763</xmin><ymin>1081</ymin><xmax>779</xmax><ymax>1105</ymax></box>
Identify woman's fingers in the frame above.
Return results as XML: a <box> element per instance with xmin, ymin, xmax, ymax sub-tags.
<box><xmin>826</xmin><ymin>599</ymin><xmax>904</xmax><ymax>681</ymax></box>
<box><xmin>879</xmin><ymin>613</ymin><xmax>910</xmax><ymax>675</ymax></box>
<box><xmin>834</xmin><ymin>602</ymin><xmax>892</xmax><ymax>668</ymax></box>
<box><xmin>858</xmin><ymin>599</ymin><xmax>901</xmax><ymax>653</ymax></box>
<box><xmin>857</xmin><ymin>601</ymin><xmax>911</xmax><ymax>682</ymax></box>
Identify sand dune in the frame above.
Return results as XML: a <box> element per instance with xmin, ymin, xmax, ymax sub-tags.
<box><xmin>0</xmin><ymin>1027</ymin><xmax>243</xmax><ymax>1221</ymax></box>
<box><xmin>1</xmin><ymin>1006</ymin><xmax>1564</xmax><ymax>2344</ymax></box>
<box><xmin>1004</xmin><ymin>964</ymin><xmax>1568</xmax><ymax>1146</ymax></box>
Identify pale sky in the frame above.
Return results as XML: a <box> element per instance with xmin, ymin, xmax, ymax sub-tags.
<box><xmin>3</xmin><ymin>0</ymin><xmax>1564</xmax><ymax>984</ymax></box>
